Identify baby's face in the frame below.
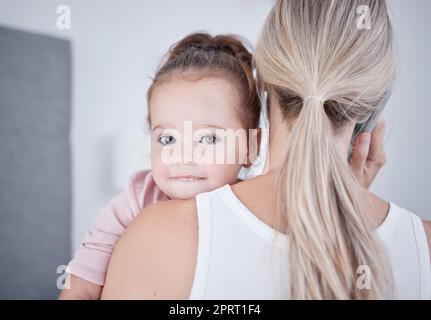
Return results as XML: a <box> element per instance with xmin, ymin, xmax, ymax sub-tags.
<box><xmin>149</xmin><ymin>77</ymin><xmax>250</xmax><ymax>199</ymax></box>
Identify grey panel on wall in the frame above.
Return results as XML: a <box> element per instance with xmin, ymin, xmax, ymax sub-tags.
<box><xmin>0</xmin><ymin>25</ymin><xmax>71</xmax><ymax>299</ymax></box>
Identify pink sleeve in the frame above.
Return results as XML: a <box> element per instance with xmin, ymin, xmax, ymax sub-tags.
<box><xmin>67</xmin><ymin>170</ymin><xmax>169</xmax><ymax>285</ymax></box>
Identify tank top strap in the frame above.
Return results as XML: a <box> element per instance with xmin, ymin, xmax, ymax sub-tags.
<box><xmin>188</xmin><ymin>191</ymin><xmax>212</xmax><ymax>299</ymax></box>
<box><xmin>407</xmin><ymin>210</ymin><xmax>431</xmax><ymax>298</ymax></box>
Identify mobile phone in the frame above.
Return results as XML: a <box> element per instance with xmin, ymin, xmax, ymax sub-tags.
<box><xmin>348</xmin><ymin>90</ymin><xmax>391</xmax><ymax>160</ymax></box>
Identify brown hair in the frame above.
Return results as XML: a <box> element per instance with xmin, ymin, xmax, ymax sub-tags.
<box><xmin>146</xmin><ymin>32</ymin><xmax>261</xmax><ymax>129</ymax></box>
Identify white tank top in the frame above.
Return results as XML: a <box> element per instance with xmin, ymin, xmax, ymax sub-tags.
<box><xmin>188</xmin><ymin>184</ymin><xmax>431</xmax><ymax>299</ymax></box>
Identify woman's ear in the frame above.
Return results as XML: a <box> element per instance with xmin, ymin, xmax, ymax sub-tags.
<box><xmin>243</xmin><ymin>127</ymin><xmax>261</xmax><ymax>168</ymax></box>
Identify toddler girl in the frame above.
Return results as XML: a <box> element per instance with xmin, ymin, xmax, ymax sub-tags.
<box><xmin>63</xmin><ymin>32</ymin><xmax>262</xmax><ymax>297</ymax></box>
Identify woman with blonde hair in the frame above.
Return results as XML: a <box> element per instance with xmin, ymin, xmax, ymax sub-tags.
<box><xmin>101</xmin><ymin>0</ymin><xmax>431</xmax><ymax>299</ymax></box>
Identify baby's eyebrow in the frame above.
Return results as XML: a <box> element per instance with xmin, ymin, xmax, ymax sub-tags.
<box><xmin>151</xmin><ymin>123</ymin><xmax>227</xmax><ymax>131</ymax></box>
<box><xmin>198</xmin><ymin>123</ymin><xmax>227</xmax><ymax>130</ymax></box>
<box><xmin>151</xmin><ymin>124</ymin><xmax>173</xmax><ymax>131</ymax></box>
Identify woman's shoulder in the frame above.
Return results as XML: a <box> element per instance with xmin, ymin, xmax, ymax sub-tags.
<box><xmin>123</xmin><ymin>198</ymin><xmax>198</xmax><ymax>258</ymax></box>
<box><xmin>102</xmin><ymin>197</ymin><xmax>198</xmax><ymax>299</ymax></box>
<box><xmin>135</xmin><ymin>197</ymin><xmax>197</xmax><ymax>228</ymax></box>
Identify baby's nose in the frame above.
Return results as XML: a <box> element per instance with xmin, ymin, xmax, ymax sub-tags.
<box><xmin>171</xmin><ymin>145</ymin><xmax>197</xmax><ymax>165</ymax></box>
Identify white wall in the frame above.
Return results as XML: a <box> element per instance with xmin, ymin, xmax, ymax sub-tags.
<box><xmin>370</xmin><ymin>0</ymin><xmax>431</xmax><ymax>219</ymax></box>
<box><xmin>0</xmin><ymin>0</ymin><xmax>429</xmax><ymax>254</ymax></box>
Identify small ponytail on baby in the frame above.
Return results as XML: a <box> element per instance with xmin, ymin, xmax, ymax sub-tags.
<box><xmin>147</xmin><ymin>33</ymin><xmax>261</xmax><ymax>130</ymax></box>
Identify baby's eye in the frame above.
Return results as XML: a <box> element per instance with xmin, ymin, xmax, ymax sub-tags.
<box><xmin>158</xmin><ymin>135</ymin><xmax>176</xmax><ymax>145</ymax></box>
<box><xmin>199</xmin><ymin>134</ymin><xmax>220</xmax><ymax>145</ymax></box>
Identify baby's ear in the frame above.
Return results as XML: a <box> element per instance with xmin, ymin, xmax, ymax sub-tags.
<box><xmin>244</xmin><ymin>127</ymin><xmax>261</xmax><ymax>168</ymax></box>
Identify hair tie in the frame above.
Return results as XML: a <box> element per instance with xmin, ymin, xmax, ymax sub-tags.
<box><xmin>303</xmin><ymin>96</ymin><xmax>325</xmax><ymax>103</ymax></box>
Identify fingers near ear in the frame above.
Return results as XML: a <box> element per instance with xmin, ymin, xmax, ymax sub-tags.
<box><xmin>350</xmin><ymin>132</ymin><xmax>371</xmax><ymax>171</ymax></box>
<box><xmin>368</xmin><ymin>119</ymin><xmax>387</xmax><ymax>167</ymax></box>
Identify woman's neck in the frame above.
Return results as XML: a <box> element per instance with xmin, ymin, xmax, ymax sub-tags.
<box><xmin>259</xmin><ymin>102</ymin><xmax>389</xmax><ymax>229</ymax></box>
<box><xmin>262</xmin><ymin>102</ymin><xmax>355</xmax><ymax>174</ymax></box>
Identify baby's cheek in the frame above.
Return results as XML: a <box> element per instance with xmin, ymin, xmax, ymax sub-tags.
<box><xmin>206</xmin><ymin>164</ymin><xmax>241</xmax><ymax>186</ymax></box>
<box><xmin>151</xmin><ymin>150</ymin><xmax>169</xmax><ymax>179</ymax></box>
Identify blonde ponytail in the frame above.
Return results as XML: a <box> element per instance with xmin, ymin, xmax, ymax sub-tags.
<box><xmin>255</xmin><ymin>0</ymin><xmax>396</xmax><ymax>299</ymax></box>
<box><xmin>276</xmin><ymin>94</ymin><xmax>391</xmax><ymax>299</ymax></box>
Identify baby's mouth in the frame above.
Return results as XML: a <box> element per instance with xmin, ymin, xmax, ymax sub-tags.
<box><xmin>170</xmin><ymin>175</ymin><xmax>206</xmax><ymax>182</ymax></box>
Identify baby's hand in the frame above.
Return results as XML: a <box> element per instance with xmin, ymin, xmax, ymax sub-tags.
<box><xmin>58</xmin><ymin>274</ymin><xmax>102</xmax><ymax>300</ymax></box>
<box><xmin>349</xmin><ymin>119</ymin><xmax>387</xmax><ymax>189</ymax></box>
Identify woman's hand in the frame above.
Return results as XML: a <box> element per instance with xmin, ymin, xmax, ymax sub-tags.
<box><xmin>349</xmin><ymin>119</ymin><xmax>387</xmax><ymax>189</ymax></box>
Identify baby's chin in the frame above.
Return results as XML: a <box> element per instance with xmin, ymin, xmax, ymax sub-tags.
<box><xmin>164</xmin><ymin>179</ymin><xmax>215</xmax><ymax>200</ymax></box>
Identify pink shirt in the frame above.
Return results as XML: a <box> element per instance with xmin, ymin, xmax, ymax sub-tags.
<box><xmin>67</xmin><ymin>170</ymin><xmax>170</xmax><ymax>285</ymax></box>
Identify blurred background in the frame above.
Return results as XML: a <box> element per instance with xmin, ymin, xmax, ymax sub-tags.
<box><xmin>0</xmin><ymin>0</ymin><xmax>430</xmax><ymax>299</ymax></box>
